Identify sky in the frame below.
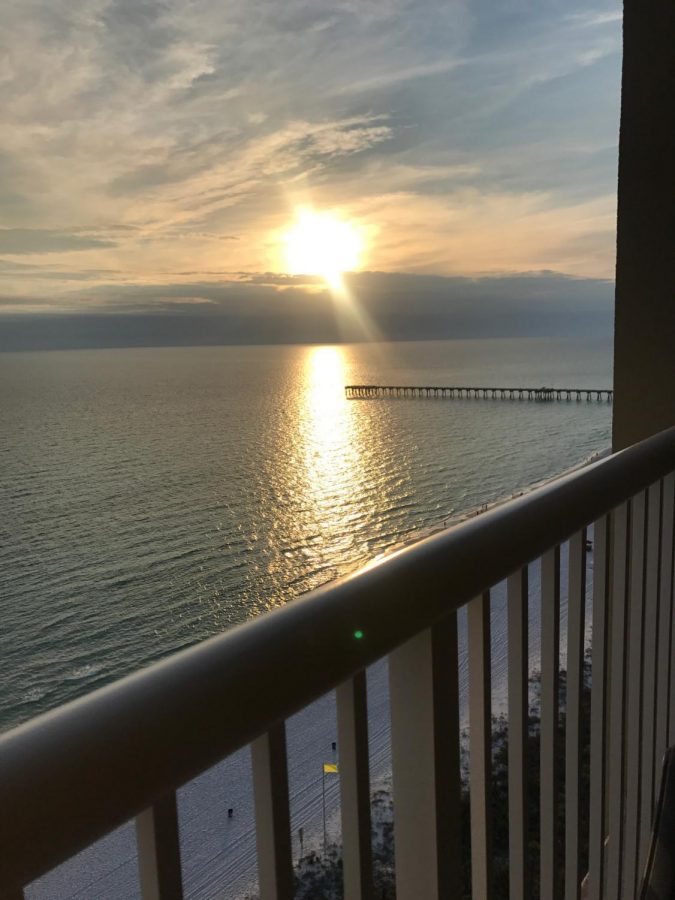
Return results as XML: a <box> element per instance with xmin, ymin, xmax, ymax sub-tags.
<box><xmin>0</xmin><ymin>0</ymin><xmax>622</xmax><ymax>348</ymax></box>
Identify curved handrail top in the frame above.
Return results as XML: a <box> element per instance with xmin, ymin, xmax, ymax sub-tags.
<box><xmin>1</xmin><ymin>425</ymin><xmax>674</xmax><ymax>889</ymax></box>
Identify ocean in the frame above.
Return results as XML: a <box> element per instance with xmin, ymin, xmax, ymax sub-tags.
<box><xmin>1</xmin><ymin>337</ymin><xmax>612</xmax><ymax>898</ymax></box>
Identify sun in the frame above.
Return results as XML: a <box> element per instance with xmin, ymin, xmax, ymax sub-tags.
<box><xmin>283</xmin><ymin>209</ymin><xmax>363</xmax><ymax>289</ymax></box>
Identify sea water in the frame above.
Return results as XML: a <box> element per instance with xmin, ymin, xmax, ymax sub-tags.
<box><xmin>1</xmin><ymin>337</ymin><xmax>612</xmax><ymax>897</ymax></box>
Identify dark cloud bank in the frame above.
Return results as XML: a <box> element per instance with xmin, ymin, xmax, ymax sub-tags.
<box><xmin>0</xmin><ymin>271</ymin><xmax>613</xmax><ymax>351</ymax></box>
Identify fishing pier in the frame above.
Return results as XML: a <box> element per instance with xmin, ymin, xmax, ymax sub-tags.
<box><xmin>345</xmin><ymin>384</ymin><xmax>613</xmax><ymax>402</ymax></box>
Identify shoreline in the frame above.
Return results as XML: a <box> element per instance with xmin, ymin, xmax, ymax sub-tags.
<box><xmin>358</xmin><ymin>444</ymin><xmax>610</xmax><ymax>569</ymax></box>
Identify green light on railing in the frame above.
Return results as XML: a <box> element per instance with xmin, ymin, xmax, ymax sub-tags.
<box><xmin>354</xmin><ymin>629</ymin><xmax>364</xmax><ymax>640</ymax></box>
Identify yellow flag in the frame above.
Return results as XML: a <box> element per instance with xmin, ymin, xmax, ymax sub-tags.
<box><xmin>323</xmin><ymin>763</ymin><xmax>339</xmax><ymax>774</ymax></box>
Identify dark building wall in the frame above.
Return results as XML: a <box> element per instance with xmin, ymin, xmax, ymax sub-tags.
<box><xmin>613</xmin><ymin>1</ymin><xmax>675</xmax><ymax>450</ymax></box>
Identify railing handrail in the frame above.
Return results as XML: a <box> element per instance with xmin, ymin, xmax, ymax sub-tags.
<box><xmin>2</xmin><ymin>425</ymin><xmax>675</xmax><ymax>891</ymax></box>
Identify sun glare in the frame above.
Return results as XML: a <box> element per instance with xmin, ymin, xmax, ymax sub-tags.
<box><xmin>283</xmin><ymin>210</ymin><xmax>363</xmax><ymax>289</ymax></box>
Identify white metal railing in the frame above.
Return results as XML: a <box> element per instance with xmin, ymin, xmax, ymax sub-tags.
<box><xmin>1</xmin><ymin>426</ymin><xmax>674</xmax><ymax>899</ymax></box>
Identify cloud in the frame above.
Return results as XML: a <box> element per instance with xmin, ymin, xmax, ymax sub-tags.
<box><xmin>0</xmin><ymin>0</ymin><xmax>622</xmax><ymax>304</ymax></box>
<box><xmin>331</xmin><ymin>58</ymin><xmax>465</xmax><ymax>96</ymax></box>
<box><xmin>0</xmin><ymin>294</ymin><xmax>57</xmax><ymax>309</ymax></box>
<box><xmin>0</xmin><ymin>270</ymin><xmax>613</xmax><ymax>350</ymax></box>
<box><xmin>0</xmin><ymin>229</ymin><xmax>117</xmax><ymax>254</ymax></box>
<box><xmin>0</xmin><ymin>258</ymin><xmax>121</xmax><ymax>280</ymax></box>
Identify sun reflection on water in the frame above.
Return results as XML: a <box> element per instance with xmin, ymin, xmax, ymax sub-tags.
<box><xmin>257</xmin><ymin>344</ymin><xmax>396</xmax><ymax>610</ymax></box>
<box><xmin>301</xmin><ymin>346</ymin><xmax>363</xmax><ymax>531</ymax></box>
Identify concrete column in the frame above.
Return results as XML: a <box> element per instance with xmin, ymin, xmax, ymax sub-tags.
<box><xmin>613</xmin><ymin>1</ymin><xmax>675</xmax><ymax>449</ymax></box>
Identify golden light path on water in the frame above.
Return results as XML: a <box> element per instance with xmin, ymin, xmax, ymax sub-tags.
<box><xmin>249</xmin><ymin>342</ymin><xmax>397</xmax><ymax>616</ymax></box>
<box><xmin>300</xmin><ymin>346</ymin><xmax>371</xmax><ymax>558</ymax></box>
<box><xmin>253</xmin><ymin>342</ymin><xmax>400</xmax><ymax>610</ymax></box>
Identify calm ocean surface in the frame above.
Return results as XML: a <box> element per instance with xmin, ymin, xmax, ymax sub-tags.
<box><xmin>0</xmin><ymin>338</ymin><xmax>612</xmax><ymax>733</ymax></box>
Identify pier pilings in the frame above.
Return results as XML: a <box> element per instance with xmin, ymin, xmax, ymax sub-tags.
<box><xmin>344</xmin><ymin>385</ymin><xmax>613</xmax><ymax>403</ymax></box>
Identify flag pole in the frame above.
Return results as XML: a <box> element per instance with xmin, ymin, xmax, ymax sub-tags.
<box><xmin>322</xmin><ymin>766</ymin><xmax>327</xmax><ymax>856</ymax></box>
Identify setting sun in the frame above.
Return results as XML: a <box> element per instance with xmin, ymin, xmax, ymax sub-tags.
<box><xmin>283</xmin><ymin>209</ymin><xmax>364</xmax><ymax>288</ymax></box>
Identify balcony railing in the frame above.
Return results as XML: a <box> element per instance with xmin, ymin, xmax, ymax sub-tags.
<box><xmin>1</xmin><ymin>426</ymin><xmax>674</xmax><ymax>900</ymax></box>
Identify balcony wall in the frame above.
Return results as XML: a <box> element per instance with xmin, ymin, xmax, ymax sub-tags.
<box><xmin>613</xmin><ymin>0</ymin><xmax>675</xmax><ymax>450</ymax></box>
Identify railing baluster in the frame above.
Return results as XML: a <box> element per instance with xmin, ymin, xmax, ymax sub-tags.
<box><xmin>136</xmin><ymin>791</ymin><xmax>184</xmax><ymax>900</ymax></box>
<box><xmin>251</xmin><ymin>724</ymin><xmax>293</xmax><ymax>900</ymax></box>
<box><xmin>656</xmin><ymin>474</ymin><xmax>675</xmax><ymax>759</ymax></box>
<box><xmin>541</xmin><ymin>546</ymin><xmax>561</xmax><ymax>900</ymax></box>
<box><xmin>508</xmin><ymin>567</ymin><xmax>529</xmax><ymax>900</ymax></box>
<box><xmin>588</xmin><ymin>516</ymin><xmax>610</xmax><ymax>900</ymax></box>
<box><xmin>565</xmin><ymin>531</ymin><xmax>587</xmax><ymax>900</ymax></box>
<box><xmin>468</xmin><ymin>591</ymin><xmax>492</xmax><ymax>900</ymax></box>
<box><xmin>620</xmin><ymin>491</ymin><xmax>647</xmax><ymax>900</ymax></box>
<box><xmin>389</xmin><ymin>618</ymin><xmax>462</xmax><ymax>900</ymax></box>
<box><xmin>639</xmin><ymin>481</ymin><xmax>662</xmax><ymax>871</ymax></box>
<box><xmin>605</xmin><ymin>502</ymin><xmax>630</xmax><ymax>899</ymax></box>
<box><xmin>336</xmin><ymin>671</ymin><xmax>373</xmax><ymax>900</ymax></box>
<box><xmin>431</xmin><ymin>613</ymin><xmax>462</xmax><ymax>895</ymax></box>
